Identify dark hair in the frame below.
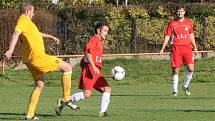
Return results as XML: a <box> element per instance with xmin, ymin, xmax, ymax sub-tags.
<box><xmin>94</xmin><ymin>22</ymin><xmax>110</xmax><ymax>34</ymax></box>
<box><xmin>175</xmin><ymin>4</ymin><xmax>185</xmax><ymax>12</ymax></box>
<box><xmin>20</xmin><ymin>1</ymin><xmax>33</xmax><ymax>13</ymax></box>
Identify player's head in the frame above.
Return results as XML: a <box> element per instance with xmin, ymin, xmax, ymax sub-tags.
<box><xmin>94</xmin><ymin>22</ymin><xmax>110</xmax><ymax>40</ymax></box>
<box><xmin>175</xmin><ymin>4</ymin><xmax>185</xmax><ymax>19</ymax></box>
<box><xmin>21</xmin><ymin>1</ymin><xmax>34</xmax><ymax>19</ymax></box>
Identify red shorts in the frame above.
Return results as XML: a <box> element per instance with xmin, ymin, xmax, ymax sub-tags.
<box><xmin>78</xmin><ymin>63</ymin><xmax>109</xmax><ymax>90</ymax></box>
<box><xmin>170</xmin><ymin>45</ymin><xmax>194</xmax><ymax>68</ymax></box>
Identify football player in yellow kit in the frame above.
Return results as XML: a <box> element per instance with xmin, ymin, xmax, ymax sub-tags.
<box><xmin>4</xmin><ymin>1</ymin><xmax>79</xmax><ymax>120</ymax></box>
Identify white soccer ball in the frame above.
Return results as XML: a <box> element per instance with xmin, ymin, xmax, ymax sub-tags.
<box><xmin>111</xmin><ymin>66</ymin><xmax>125</xmax><ymax>81</ymax></box>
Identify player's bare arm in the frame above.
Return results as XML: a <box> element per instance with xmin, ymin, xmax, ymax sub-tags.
<box><xmin>189</xmin><ymin>33</ymin><xmax>198</xmax><ymax>55</ymax></box>
<box><xmin>159</xmin><ymin>35</ymin><xmax>170</xmax><ymax>55</ymax></box>
<box><xmin>4</xmin><ymin>30</ymin><xmax>21</xmax><ymax>59</ymax></box>
<box><xmin>40</xmin><ymin>32</ymin><xmax>60</xmax><ymax>44</ymax></box>
<box><xmin>86</xmin><ymin>53</ymin><xmax>100</xmax><ymax>75</ymax></box>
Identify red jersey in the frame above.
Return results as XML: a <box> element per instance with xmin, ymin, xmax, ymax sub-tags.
<box><xmin>83</xmin><ymin>34</ymin><xmax>103</xmax><ymax>67</ymax></box>
<box><xmin>165</xmin><ymin>18</ymin><xmax>193</xmax><ymax>46</ymax></box>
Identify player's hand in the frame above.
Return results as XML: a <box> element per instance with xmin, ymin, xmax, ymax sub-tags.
<box><xmin>159</xmin><ymin>49</ymin><xmax>164</xmax><ymax>55</ymax></box>
<box><xmin>194</xmin><ymin>48</ymin><xmax>198</xmax><ymax>55</ymax></box>
<box><xmin>93</xmin><ymin>66</ymin><xmax>100</xmax><ymax>75</ymax></box>
<box><xmin>51</xmin><ymin>36</ymin><xmax>60</xmax><ymax>44</ymax></box>
<box><xmin>4</xmin><ymin>50</ymin><xmax>13</xmax><ymax>60</ymax></box>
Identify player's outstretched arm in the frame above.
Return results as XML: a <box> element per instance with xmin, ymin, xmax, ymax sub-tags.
<box><xmin>40</xmin><ymin>32</ymin><xmax>60</xmax><ymax>44</ymax></box>
<box><xmin>4</xmin><ymin>31</ymin><xmax>21</xmax><ymax>60</ymax></box>
<box><xmin>189</xmin><ymin>33</ymin><xmax>198</xmax><ymax>55</ymax></box>
<box><xmin>159</xmin><ymin>35</ymin><xmax>170</xmax><ymax>55</ymax></box>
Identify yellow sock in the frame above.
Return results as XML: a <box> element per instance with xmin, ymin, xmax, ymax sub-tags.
<box><xmin>26</xmin><ymin>87</ymin><xmax>41</xmax><ymax>118</ymax></box>
<box><xmin>62</xmin><ymin>73</ymin><xmax>71</xmax><ymax>101</ymax></box>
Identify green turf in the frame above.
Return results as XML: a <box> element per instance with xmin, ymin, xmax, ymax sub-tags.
<box><xmin>0</xmin><ymin>57</ymin><xmax>215</xmax><ymax>120</ymax></box>
<box><xmin>0</xmin><ymin>84</ymin><xmax>215</xmax><ymax>121</ymax></box>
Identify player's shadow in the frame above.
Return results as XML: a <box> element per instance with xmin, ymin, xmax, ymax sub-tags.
<box><xmin>111</xmin><ymin>94</ymin><xmax>170</xmax><ymax>96</ymax></box>
<box><xmin>67</xmin><ymin>114</ymin><xmax>98</xmax><ymax>117</ymax></box>
<box><xmin>102</xmin><ymin>94</ymin><xmax>215</xmax><ymax>100</ymax></box>
<box><xmin>134</xmin><ymin>109</ymin><xmax>215</xmax><ymax>112</ymax></box>
<box><xmin>0</xmin><ymin>112</ymin><xmax>98</xmax><ymax>120</ymax></box>
<box><xmin>182</xmin><ymin>109</ymin><xmax>215</xmax><ymax>112</ymax></box>
<box><xmin>0</xmin><ymin>112</ymin><xmax>25</xmax><ymax>120</ymax></box>
<box><xmin>0</xmin><ymin>112</ymin><xmax>54</xmax><ymax>120</ymax></box>
<box><xmin>93</xmin><ymin>94</ymin><xmax>170</xmax><ymax>97</ymax></box>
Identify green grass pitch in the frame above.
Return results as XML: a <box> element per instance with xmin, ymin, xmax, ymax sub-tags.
<box><xmin>0</xmin><ymin>57</ymin><xmax>215</xmax><ymax>121</ymax></box>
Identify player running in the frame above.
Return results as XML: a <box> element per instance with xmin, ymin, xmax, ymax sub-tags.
<box><xmin>55</xmin><ymin>22</ymin><xmax>111</xmax><ymax>117</ymax></box>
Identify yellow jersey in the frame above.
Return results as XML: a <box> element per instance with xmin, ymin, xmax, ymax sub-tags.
<box><xmin>15</xmin><ymin>15</ymin><xmax>45</xmax><ymax>63</ymax></box>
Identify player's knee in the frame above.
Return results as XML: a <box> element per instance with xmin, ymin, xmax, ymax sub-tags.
<box><xmin>64</xmin><ymin>63</ymin><xmax>72</xmax><ymax>72</ymax></box>
<box><xmin>36</xmin><ymin>85</ymin><xmax>44</xmax><ymax>91</ymax></box>
<box><xmin>34</xmin><ymin>76</ymin><xmax>45</xmax><ymax>90</ymax></box>
<box><xmin>172</xmin><ymin>68</ymin><xmax>179</xmax><ymax>75</ymax></box>
<box><xmin>104</xmin><ymin>87</ymin><xmax>112</xmax><ymax>93</ymax></box>
<box><xmin>172</xmin><ymin>71</ymin><xmax>179</xmax><ymax>75</ymax></box>
<box><xmin>36</xmin><ymin>82</ymin><xmax>44</xmax><ymax>91</ymax></box>
<box><xmin>60</xmin><ymin>61</ymin><xmax>72</xmax><ymax>72</ymax></box>
<box><xmin>84</xmin><ymin>92</ymin><xmax>92</xmax><ymax>98</ymax></box>
<box><xmin>187</xmin><ymin>68</ymin><xmax>194</xmax><ymax>72</ymax></box>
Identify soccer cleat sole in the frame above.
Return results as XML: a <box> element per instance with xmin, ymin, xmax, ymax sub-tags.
<box><xmin>24</xmin><ymin>116</ymin><xmax>39</xmax><ymax>120</ymax></box>
<box><xmin>99</xmin><ymin>112</ymin><xmax>108</xmax><ymax>117</ymax></box>
<box><xmin>55</xmin><ymin>106</ymin><xmax>64</xmax><ymax>116</ymax></box>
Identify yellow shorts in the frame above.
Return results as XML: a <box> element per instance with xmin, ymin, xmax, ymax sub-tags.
<box><xmin>26</xmin><ymin>54</ymin><xmax>62</xmax><ymax>79</ymax></box>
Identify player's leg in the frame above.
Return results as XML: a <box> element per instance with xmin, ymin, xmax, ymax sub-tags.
<box><xmin>58</xmin><ymin>61</ymin><xmax>73</xmax><ymax>101</ymax></box>
<box><xmin>70</xmin><ymin>90</ymin><xmax>92</xmax><ymax>102</ymax></box>
<box><xmin>70</xmin><ymin>63</ymin><xmax>96</xmax><ymax>102</ymax></box>
<box><xmin>182</xmin><ymin>64</ymin><xmax>194</xmax><ymax>95</ymax></box>
<box><xmin>38</xmin><ymin>55</ymin><xmax>73</xmax><ymax>102</ymax></box>
<box><xmin>69</xmin><ymin>65</ymin><xmax>94</xmax><ymax>104</ymax></box>
<box><xmin>70</xmin><ymin>92</ymin><xmax>85</xmax><ymax>102</ymax></box>
<box><xmin>172</xmin><ymin>67</ymin><xmax>180</xmax><ymax>96</ymax></box>
<box><xmin>70</xmin><ymin>66</ymin><xmax>87</xmax><ymax>102</ymax></box>
<box><xmin>94</xmin><ymin>76</ymin><xmax>111</xmax><ymax>117</ymax></box>
<box><xmin>184</xmin><ymin>64</ymin><xmax>194</xmax><ymax>87</ymax></box>
<box><xmin>182</xmin><ymin>46</ymin><xmax>194</xmax><ymax>95</ymax></box>
<box><xmin>55</xmin><ymin>61</ymin><xmax>79</xmax><ymax>116</ymax></box>
<box><xmin>96</xmin><ymin>86</ymin><xmax>111</xmax><ymax>117</ymax></box>
<box><xmin>25</xmin><ymin>74</ymin><xmax>44</xmax><ymax>120</ymax></box>
<box><xmin>171</xmin><ymin>46</ymin><xmax>182</xmax><ymax>96</ymax></box>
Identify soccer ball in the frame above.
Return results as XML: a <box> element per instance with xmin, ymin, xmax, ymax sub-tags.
<box><xmin>111</xmin><ymin>66</ymin><xmax>125</xmax><ymax>81</ymax></box>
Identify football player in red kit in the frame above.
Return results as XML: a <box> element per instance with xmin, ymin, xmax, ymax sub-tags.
<box><xmin>159</xmin><ymin>5</ymin><xmax>198</xmax><ymax>96</ymax></box>
<box><xmin>55</xmin><ymin>22</ymin><xmax>111</xmax><ymax>117</ymax></box>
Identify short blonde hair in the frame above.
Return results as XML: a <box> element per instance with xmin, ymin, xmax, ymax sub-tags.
<box><xmin>20</xmin><ymin>1</ymin><xmax>34</xmax><ymax>13</ymax></box>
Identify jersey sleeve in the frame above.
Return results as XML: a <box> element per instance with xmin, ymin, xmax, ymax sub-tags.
<box><xmin>85</xmin><ymin>39</ymin><xmax>96</xmax><ymax>54</ymax></box>
<box><xmin>189</xmin><ymin>20</ymin><xmax>193</xmax><ymax>34</ymax></box>
<box><xmin>165</xmin><ymin>21</ymin><xmax>172</xmax><ymax>36</ymax></box>
<box><xmin>15</xmin><ymin>17</ymin><xmax>27</xmax><ymax>33</ymax></box>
